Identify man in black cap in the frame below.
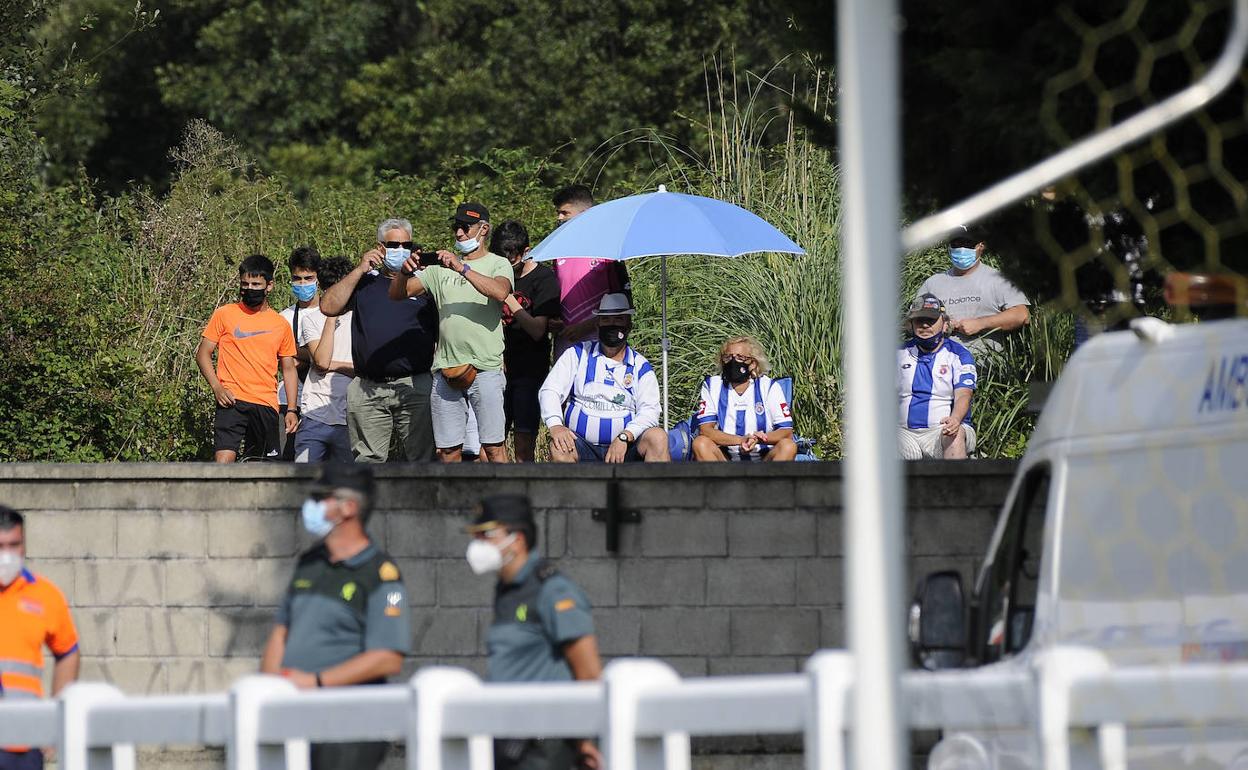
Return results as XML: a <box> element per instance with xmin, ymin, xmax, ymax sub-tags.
<box><xmin>260</xmin><ymin>464</ymin><xmax>411</xmax><ymax>770</ymax></box>
<box><xmin>897</xmin><ymin>293</ymin><xmax>978</xmax><ymax>460</ymax></box>
<box><xmin>465</xmin><ymin>495</ymin><xmax>603</xmax><ymax>770</ymax></box>
<box><xmin>391</xmin><ymin>202</ymin><xmax>514</xmax><ymax>464</ymax></box>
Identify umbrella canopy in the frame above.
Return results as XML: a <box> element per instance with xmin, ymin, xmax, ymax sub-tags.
<box><xmin>529</xmin><ymin>185</ymin><xmax>806</xmax><ymax>262</ymax></box>
<box><xmin>527</xmin><ymin>185</ymin><xmax>806</xmax><ymax>432</ymax></box>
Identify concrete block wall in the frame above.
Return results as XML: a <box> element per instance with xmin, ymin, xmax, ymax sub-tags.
<box><xmin>0</xmin><ymin>461</ymin><xmax>1016</xmax><ymax>698</ymax></box>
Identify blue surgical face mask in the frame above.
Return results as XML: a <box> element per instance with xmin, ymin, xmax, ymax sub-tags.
<box><xmin>291</xmin><ymin>283</ymin><xmax>316</xmax><ymax>302</ymax></box>
<box><xmin>383</xmin><ymin>247</ymin><xmax>410</xmax><ymax>272</ymax></box>
<box><xmin>950</xmin><ymin>247</ymin><xmax>977</xmax><ymax>270</ymax></box>
<box><xmin>454</xmin><ymin>237</ymin><xmax>480</xmax><ymax>254</ymax></box>
<box><xmin>301</xmin><ymin>498</ymin><xmax>335</xmax><ymax>538</ymax></box>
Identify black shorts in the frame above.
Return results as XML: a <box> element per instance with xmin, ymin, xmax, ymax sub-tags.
<box><xmin>573</xmin><ymin>432</ymin><xmax>644</xmax><ymax>462</ymax></box>
<box><xmin>214</xmin><ymin>400</ymin><xmax>279</xmax><ymax>459</ymax></box>
<box><xmin>504</xmin><ymin>375</ymin><xmax>543</xmax><ymax>435</ymax></box>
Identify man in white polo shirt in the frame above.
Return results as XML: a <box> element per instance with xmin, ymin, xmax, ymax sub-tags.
<box><xmin>538</xmin><ymin>294</ymin><xmax>669</xmax><ymax>463</ymax></box>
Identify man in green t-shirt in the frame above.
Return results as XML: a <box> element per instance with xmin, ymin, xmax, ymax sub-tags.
<box><xmin>391</xmin><ymin>202</ymin><xmax>514</xmax><ymax>463</ymax></box>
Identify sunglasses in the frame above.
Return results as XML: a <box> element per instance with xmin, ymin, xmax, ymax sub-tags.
<box><xmin>721</xmin><ymin>354</ymin><xmax>756</xmax><ymax>365</ymax></box>
<box><xmin>452</xmin><ymin>221</ymin><xmax>480</xmax><ymax>233</ymax></box>
<box><xmin>383</xmin><ymin>241</ymin><xmax>415</xmax><ymax>250</ymax></box>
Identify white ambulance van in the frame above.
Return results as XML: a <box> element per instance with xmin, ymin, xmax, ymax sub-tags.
<box><xmin>909</xmin><ymin>306</ymin><xmax>1248</xmax><ymax>768</ymax></box>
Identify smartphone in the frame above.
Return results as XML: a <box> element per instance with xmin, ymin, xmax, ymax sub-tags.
<box><xmin>418</xmin><ymin>250</ymin><xmax>441</xmax><ymax>267</ymax></box>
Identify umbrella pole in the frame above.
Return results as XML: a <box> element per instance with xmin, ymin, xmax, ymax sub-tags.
<box><xmin>661</xmin><ymin>254</ymin><xmax>669</xmax><ymax>431</ymax></box>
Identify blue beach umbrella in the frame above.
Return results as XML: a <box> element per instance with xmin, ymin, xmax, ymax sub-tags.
<box><xmin>530</xmin><ymin>185</ymin><xmax>806</xmax><ymax>428</ymax></box>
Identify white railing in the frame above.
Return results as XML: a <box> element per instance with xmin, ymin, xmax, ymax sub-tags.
<box><xmin>4</xmin><ymin>647</ymin><xmax>1248</xmax><ymax>770</ymax></box>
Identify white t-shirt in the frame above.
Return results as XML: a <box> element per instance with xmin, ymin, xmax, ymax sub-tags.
<box><xmin>296</xmin><ymin>307</ymin><xmax>353</xmax><ymax>426</ymax></box>
<box><xmin>276</xmin><ymin>305</ymin><xmax>306</xmax><ymax>408</ymax></box>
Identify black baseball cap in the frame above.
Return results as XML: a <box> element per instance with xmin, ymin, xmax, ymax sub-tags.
<box><xmin>949</xmin><ymin>224</ymin><xmax>985</xmax><ymax>248</ymax></box>
<box><xmin>466</xmin><ymin>494</ymin><xmax>534</xmax><ymax>533</ymax></box>
<box><xmin>451</xmin><ymin>202</ymin><xmax>490</xmax><ymax>226</ymax></box>
<box><xmin>907</xmin><ymin>293</ymin><xmax>946</xmax><ymax>322</ymax></box>
<box><xmin>309</xmin><ymin>463</ymin><xmax>375</xmax><ymax>499</ymax></box>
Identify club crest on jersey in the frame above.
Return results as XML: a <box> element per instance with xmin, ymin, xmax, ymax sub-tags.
<box><xmin>754</xmin><ymin>403</ymin><xmax>765</xmax><ymax>415</ymax></box>
<box><xmin>939</xmin><ymin>365</ymin><xmax>949</xmax><ymax>376</ymax></box>
<box><xmin>780</xmin><ymin>402</ymin><xmax>791</xmax><ymax>418</ymax></box>
<box><xmin>622</xmin><ymin>373</ymin><xmax>634</xmax><ymax>387</ymax></box>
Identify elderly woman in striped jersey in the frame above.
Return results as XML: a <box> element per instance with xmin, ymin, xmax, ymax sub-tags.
<box><xmin>691</xmin><ymin>336</ymin><xmax>797</xmax><ymax>462</ymax></box>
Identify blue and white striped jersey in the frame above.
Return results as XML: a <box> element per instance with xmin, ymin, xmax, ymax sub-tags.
<box><xmin>897</xmin><ymin>338</ymin><xmax>977</xmax><ymax>429</ymax></box>
<box><xmin>539</xmin><ymin>342</ymin><xmax>661</xmax><ymax>445</ymax></box>
<box><xmin>695</xmin><ymin>375</ymin><xmax>793</xmax><ymax>458</ymax></box>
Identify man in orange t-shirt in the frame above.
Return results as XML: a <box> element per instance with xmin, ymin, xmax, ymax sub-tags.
<box><xmin>196</xmin><ymin>254</ymin><xmax>300</xmax><ymax>463</ymax></box>
<box><xmin>0</xmin><ymin>506</ymin><xmax>79</xmax><ymax>770</ymax></box>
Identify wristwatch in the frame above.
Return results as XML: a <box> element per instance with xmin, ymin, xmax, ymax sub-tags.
<box><xmin>460</xmin><ymin>263</ymin><xmax>472</xmax><ymax>276</ymax></box>
<box><xmin>616</xmin><ymin>431</ymin><xmax>633</xmax><ymax>444</ymax></box>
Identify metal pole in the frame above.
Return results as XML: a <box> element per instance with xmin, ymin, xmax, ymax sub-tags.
<box><xmin>661</xmin><ymin>254</ymin><xmax>670</xmax><ymax>430</ymax></box>
<box><xmin>837</xmin><ymin>0</ymin><xmax>907</xmax><ymax>768</ymax></box>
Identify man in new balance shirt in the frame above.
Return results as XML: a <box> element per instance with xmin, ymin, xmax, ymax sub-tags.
<box><xmin>0</xmin><ymin>507</ymin><xmax>79</xmax><ymax>770</ymax></box>
<box><xmin>261</xmin><ymin>465</ymin><xmax>410</xmax><ymax>770</ymax></box>
<box><xmin>538</xmin><ymin>293</ymin><xmax>669</xmax><ymax>462</ymax></box>
<box><xmin>465</xmin><ymin>495</ymin><xmax>602</xmax><ymax>770</ymax></box>
<box><xmin>917</xmin><ymin>225</ymin><xmax>1029</xmax><ymax>354</ymax></box>
<box><xmin>897</xmin><ymin>293</ymin><xmax>978</xmax><ymax>460</ymax></box>
<box><xmin>692</xmin><ymin>335</ymin><xmax>797</xmax><ymax>461</ymax></box>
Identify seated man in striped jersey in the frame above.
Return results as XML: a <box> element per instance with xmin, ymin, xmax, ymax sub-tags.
<box><xmin>897</xmin><ymin>293</ymin><xmax>977</xmax><ymax>460</ymax></box>
<box><xmin>538</xmin><ymin>293</ymin><xmax>669</xmax><ymax>462</ymax></box>
<box><xmin>691</xmin><ymin>336</ymin><xmax>797</xmax><ymax>462</ymax></box>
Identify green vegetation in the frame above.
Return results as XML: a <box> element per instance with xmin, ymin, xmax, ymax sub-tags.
<box><xmin>1</xmin><ymin>0</ymin><xmax>1081</xmax><ymax>461</ymax></box>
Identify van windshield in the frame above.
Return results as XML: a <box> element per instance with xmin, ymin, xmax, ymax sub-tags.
<box><xmin>1055</xmin><ymin>443</ymin><xmax>1248</xmax><ymax>663</ymax></box>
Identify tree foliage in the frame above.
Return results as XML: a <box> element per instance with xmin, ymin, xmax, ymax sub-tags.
<box><xmin>34</xmin><ymin>0</ymin><xmax>788</xmax><ymax>191</ymax></box>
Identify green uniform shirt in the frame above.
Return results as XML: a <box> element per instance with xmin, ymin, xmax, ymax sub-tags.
<box><xmin>420</xmin><ymin>253</ymin><xmax>514</xmax><ymax>372</ymax></box>
<box><xmin>276</xmin><ymin>542</ymin><xmax>411</xmax><ymax>676</ymax></box>
<box><xmin>485</xmin><ymin>552</ymin><xmax>595</xmax><ymax>683</ymax></box>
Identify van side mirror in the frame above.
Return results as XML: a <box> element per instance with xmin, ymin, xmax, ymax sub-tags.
<box><xmin>909</xmin><ymin>571</ymin><xmax>967</xmax><ymax>670</ymax></box>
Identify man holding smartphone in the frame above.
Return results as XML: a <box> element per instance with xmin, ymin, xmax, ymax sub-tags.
<box><xmin>391</xmin><ymin>203</ymin><xmax>513</xmax><ymax>463</ymax></box>
<box><xmin>319</xmin><ymin>218</ymin><xmax>439</xmax><ymax>462</ymax></box>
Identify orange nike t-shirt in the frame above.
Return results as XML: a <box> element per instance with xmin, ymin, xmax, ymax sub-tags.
<box><xmin>202</xmin><ymin>303</ymin><xmax>297</xmax><ymax>410</ymax></box>
<box><xmin>1</xmin><ymin>569</ymin><xmax>78</xmax><ymax>714</ymax></box>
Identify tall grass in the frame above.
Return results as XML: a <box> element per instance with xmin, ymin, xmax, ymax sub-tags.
<box><xmin>590</xmin><ymin>61</ymin><xmax>1073</xmax><ymax>458</ymax></box>
<box><xmin>46</xmin><ymin>76</ymin><xmax>1069</xmax><ymax>460</ymax></box>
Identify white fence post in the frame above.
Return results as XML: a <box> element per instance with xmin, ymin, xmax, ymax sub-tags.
<box><xmin>603</xmin><ymin>659</ymin><xmax>690</xmax><ymax>770</ymax></box>
<box><xmin>804</xmin><ymin>651</ymin><xmax>854</xmax><ymax>770</ymax></box>
<box><xmin>836</xmin><ymin>0</ymin><xmax>908</xmax><ymax>767</ymax></box>
<box><xmin>228</xmin><ymin>675</ymin><xmax>308</xmax><ymax>770</ymax></box>
<box><xmin>59</xmin><ymin>682</ymin><xmax>136</xmax><ymax>770</ymax></box>
<box><xmin>410</xmin><ymin>667</ymin><xmax>491</xmax><ymax>770</ymax></box>
<box><xmin>1036</xmin><ymin>646</ymin><xmax>1120</xmax><ymax>770</ymax></box>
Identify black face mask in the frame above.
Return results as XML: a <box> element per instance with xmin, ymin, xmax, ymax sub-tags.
<box><xmin>241</xmin><ymin>287</ymin><xmax>267</xmax><ymax>308</ymax></box>
<box><xmin>915</xmin><ymin>330</ymin><xmax>944</xmax><ymax>353</ymax></box>
<box><xmin>722</xmin><ymin>360</ymin><xmax>751</xmax><ymax>384</ymax></box>
<box><xmin>598</xmin><ymin>326</ymin><xmax>627</xmax><ymax>348</ymax></box>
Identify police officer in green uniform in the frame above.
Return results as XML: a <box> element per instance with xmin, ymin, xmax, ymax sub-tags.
<box><xmin>260</xmin><ymin>464</ymin><xmax>411</xmax><ymax>770</ymax></box>
<box><xmin>466</xmin><ymin>495</ymin><xmax>604</xmax><ymax>770</ymax></box>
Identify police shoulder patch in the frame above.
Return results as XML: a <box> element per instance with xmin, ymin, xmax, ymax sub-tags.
<box><xmin>555</xmin><ymin>598</ymin><xmax>577</xmax><ymax>612</ymax></box>
<box><xmin>379</xmin><ymin>561</ymin><xmax>400</xmax><ymax>581</ymax></box>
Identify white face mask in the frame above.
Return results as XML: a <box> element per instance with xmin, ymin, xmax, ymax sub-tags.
<box><xmin>0</xmin><ymin>551</ymin><xmax>23</xmax><ymax>586</ymax></box>
<box><xmin>465</xmin><ymin>534</ymin><xmax>516</xmax><ymax>575</ymax></box>
<box><xmin>454</xmin><ymin>236</ymin><xmax>480</xmax><ymax>254</ymax></box>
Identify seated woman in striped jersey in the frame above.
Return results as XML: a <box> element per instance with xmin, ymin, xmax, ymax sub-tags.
<box><xmin>691</xmin><ymin>336</ymin><xmax>797</xmax><ymax>462</ymax></box>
